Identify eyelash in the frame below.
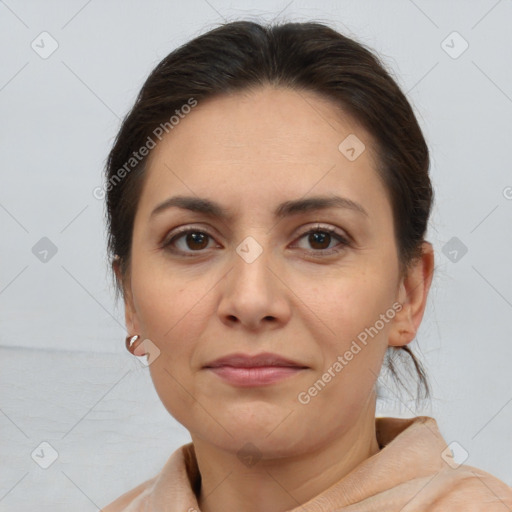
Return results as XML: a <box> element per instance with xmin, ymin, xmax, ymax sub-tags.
<box><xmin>161</xmin><ymin>224</ymin><xmax>351</xmax><ymax>258</ymax></box>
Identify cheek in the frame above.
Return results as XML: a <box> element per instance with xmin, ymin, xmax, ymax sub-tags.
<box><xmin>131</xmin><ymin>272</ymin><xmax>211</xmax><ymax>426</ymax></box>
<box><xmin>130</xmin><ymin>263</ymin><xmax>204</xmax><ymax>355</ymax></box>
<box><xmin>305</xmin><ymin>268</ymin><xmax>397</xmax><ymax>343</ymax></box>
<box><xmin>295</xmin><ymin>276</ymin><xmax>395</xmax><ymax>427</ymax></box>
<box><xmin>130</xmin><ymin>264</ymin><xmax>231</xmax><ymax>419</ymax></box>
<box><xmin>299</xmin><ymin>268</ymin><xmax>396</xmax><ymax>395</ymax></box>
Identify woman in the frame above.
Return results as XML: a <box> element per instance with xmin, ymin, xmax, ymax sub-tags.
<box><xmin>101</xmin><ymin>20</ymin><xmax>511</xmax><ymax>511</ymax></box>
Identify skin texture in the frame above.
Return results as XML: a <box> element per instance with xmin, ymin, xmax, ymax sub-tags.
<box><xmin>115</xmin><ymin>86</ymin><xmax>434</xmax><ymax>512</ymax></box>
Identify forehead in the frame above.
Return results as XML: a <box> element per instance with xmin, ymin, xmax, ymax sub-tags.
<box><xmin>138</xmin><ymin>86</ymin><xmax>390</xmax><ymax>221</ymax></box>
<box><xmin>150</xmin><ymin>86</ymin><xmax>371</xmax><ymax>165</ymax></box>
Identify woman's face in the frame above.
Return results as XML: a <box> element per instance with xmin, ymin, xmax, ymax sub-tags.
<box><xmin>123</xmin><ymin>86</ymin><xmax>416</xmax><ymax>457</ymax></box>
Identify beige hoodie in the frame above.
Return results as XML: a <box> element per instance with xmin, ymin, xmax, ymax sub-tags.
<box><xmin>102</xmin><ymin>416</ymin><xmax>512</xmax><ymax>511</ymax></box>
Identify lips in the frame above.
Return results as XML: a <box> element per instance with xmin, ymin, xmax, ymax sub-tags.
<box><xmin>204</xmin><ymin>352</ymin><xmax>308</xmax><ymax>369</ymax></box>
<box><xmin>203</xmin><ymin>352</ymin><xmax>308</xmax><ymax>387</ymax></box>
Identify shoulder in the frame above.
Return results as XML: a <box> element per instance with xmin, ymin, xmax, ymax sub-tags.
<box><xmin>100</xmin><ymin>442</ymin><xmax>197</xmax><ymax>511</ymax></box>
<box><xmin>424</xmin><ymin>464</ymin><xmax>512</xmax><ymax>511</ymax></box>
<box><xmin>101</xmin><ymin>476</ymin><xmax>157</xmax><ymax>512</ymax></box>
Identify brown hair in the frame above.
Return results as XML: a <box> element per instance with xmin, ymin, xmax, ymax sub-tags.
<box><xmin>104</xmin><ymin>20</ymin><xmax>433</xmax><ymax>401</ymax></box>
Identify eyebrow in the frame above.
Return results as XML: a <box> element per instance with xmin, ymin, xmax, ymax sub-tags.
<box><xmin>150</xmin><ymin>194</ymin><xmax>368</xmax><ymax>220</ymax></box>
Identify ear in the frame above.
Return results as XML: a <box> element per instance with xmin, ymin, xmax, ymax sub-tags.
<box><xmin>113</xmin><ymin>257</ymin><xmax>146</xmax><ymax>357</ymax></box>
<box><xmin>388</xmin><ymin>242</ymin><xmax>434</xmax><ymax>347</ymax></box>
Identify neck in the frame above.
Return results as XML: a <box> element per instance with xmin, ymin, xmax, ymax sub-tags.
<box><xmin>193</xmin><ymin>395</ymin><xmax>380</xmax><ymax>512</ymax></box>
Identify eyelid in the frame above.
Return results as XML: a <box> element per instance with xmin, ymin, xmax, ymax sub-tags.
<box><xmin>290</xmin><ymin>223</ymin><xmax>352</xmax><ymax>255</ymax></box>
<box><xmin>161</xmin><ymin>223</ymin><xmax>217</xmax><ymax>245</ymax></box>
<box><xmin>161</xmin><ymin>222</ymin><xmax>352</xmax><ymax>254</ymax></box>
<box><xmin>294</xmin><ymin>222</ymin><xmax>351</xmax><ymax>242</ymax></box>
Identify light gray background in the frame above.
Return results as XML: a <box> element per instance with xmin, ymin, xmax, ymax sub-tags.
<box><xmin>1</xmin><ymin>0</ymin><xmax>511</xmax><ymax>510</ymax></box>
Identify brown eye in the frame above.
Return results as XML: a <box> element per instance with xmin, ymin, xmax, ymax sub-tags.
<box><xmin>162</xmin><ymin>225</ymin><xmax>350</xmax><ymax>258</ymax></box>
<box><xmin>183</xmin><ymin>232</ymin><xmax>209</xmax><ymax>250</ymax></box>
<box><xmin>307</xmin><ymin>231</ymin><xmax>332</xmax><ymax>250</ymax></box>
<box><xmin>294</xmin><ymin>226</ymin><xmax>350</xmax><ymax>256</ymax></box>
<box><xmin>163</xmin><ymin>229</ymin><xmax>215</xmax><ymax>255</ymax></box>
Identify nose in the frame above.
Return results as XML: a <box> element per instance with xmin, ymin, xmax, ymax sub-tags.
<box><xmin>216</xmin><ymin>235</ymin><xmax>292</xmax><ymax>332</ymax></box>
